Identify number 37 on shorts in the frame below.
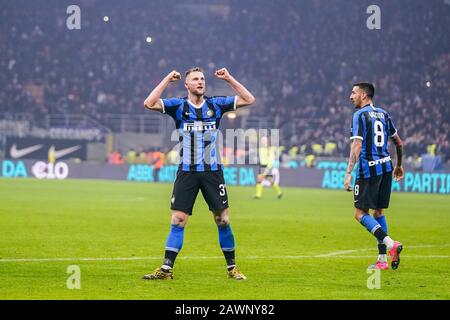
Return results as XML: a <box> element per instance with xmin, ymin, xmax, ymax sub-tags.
<box><xmin>219</xmin><ymin>183</ymin><xmax>227</xmax><ymax>196</ymax></box>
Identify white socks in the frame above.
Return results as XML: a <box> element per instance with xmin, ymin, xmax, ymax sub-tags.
<box><xmin>383</xmin><ymin>236</ymin><xmax>394</xmax><ymax>250</ymax></box>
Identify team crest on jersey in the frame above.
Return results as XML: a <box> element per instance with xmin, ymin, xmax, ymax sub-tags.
<box><xmin>206</xmin><ymin>109</ymin><xmax>214</xmax><ymax>117</ymax></box>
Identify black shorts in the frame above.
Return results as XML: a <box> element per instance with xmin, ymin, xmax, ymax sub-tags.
<box><xmin>354</xmin><ymin>172</ymin><xmax>392</xmax><ymax>210</ymax></box>
<box><xmin>170</xmin><ymin>170</ymin><xmax>229</xmax><ymax>215</ymax></box>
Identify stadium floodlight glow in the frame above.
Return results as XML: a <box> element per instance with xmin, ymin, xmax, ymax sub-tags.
<box><xmin>426</xmin><ymin>81</ymin><xmax>431</xmax><ymax>87</ymax></box>
<box><xmin>103</xmin><ymin>16</ymin><xmax>109</xmax><ymax>22</ymax></box>
<box><xmin>146</xmin><ymin>37</ymin><xmax>153</xmax><ymax>43</ymax></box>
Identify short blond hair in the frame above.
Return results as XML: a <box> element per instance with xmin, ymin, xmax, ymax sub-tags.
<box><xmin>185</xmin><ymin>67</ymin><xmax>204</xmax><ymax>77</ymax></box>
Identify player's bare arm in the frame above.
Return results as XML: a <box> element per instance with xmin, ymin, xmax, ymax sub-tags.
<box><xmin>144</xmin><ymin>70</ymin><xmax>181</xmax><ymax>112</ymax></box>
<box><xmin>391</xmin><ymin>133</ymin><xmax>404</xmax><ymax>181</ymax></box>
<box><xmin>214</xmin><ymin>67</ymin><xmax>255</xmax><ymax>108</ymax></box>
<box><xmin>344</xmin><ymin>139</ymin><xmax>362</xmax><ymax>191</ymax></box>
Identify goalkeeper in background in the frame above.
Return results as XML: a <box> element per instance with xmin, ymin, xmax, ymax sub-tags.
<box><xmin>254</xmin><ymin>136</ymin><xmax>283</xmax><ymax>199</ymax></box>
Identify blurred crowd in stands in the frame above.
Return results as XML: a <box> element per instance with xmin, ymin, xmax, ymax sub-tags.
<box><xmin>1</xmin><ymin>0</ymin><xmax>449</xmax><ymax>163</ymax></box>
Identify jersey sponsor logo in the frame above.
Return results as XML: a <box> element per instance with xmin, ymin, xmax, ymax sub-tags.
<box><xmin>183</xmin><ymin>121</ymin><xmax>216</xmax><ymax>132</ymax></box>
<box><xmin>10</xmin><ymin>144</ymin><xmax>43</xmax><ymax>159</ymax></box>
<box><xmin>368</xmin><ymin>155</ymin><xmax>391</xmax><ymax>167</ymax></box>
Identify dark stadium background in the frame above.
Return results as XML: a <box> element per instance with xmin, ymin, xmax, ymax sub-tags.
<box><xmin>1</xmin><ymin>0</ymin><xmax>450</xmax><ymax>309</ymax></box>
<box><xmin>1</xmin><ymin>0</ymin><xmax>448</xmax><ymax>168</ymax></box>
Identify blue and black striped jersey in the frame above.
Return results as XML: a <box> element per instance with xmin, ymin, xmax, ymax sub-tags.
<box><xmin>161</xmin><ymin>96</ymin><xmax>237</xmax><ymax>172</ymax></box>
<box><xmin>350</xmin><ymin>104</ymin><xmax>398</xmax><ymax>179</ymax></box>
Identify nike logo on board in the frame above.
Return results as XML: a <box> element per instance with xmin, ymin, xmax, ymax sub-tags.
<box><xmin>10</xmin><ymin>144</ymin><xmax>43</xmax><ymax>158</ymax></box>
<box><xmin>53</xmin><ymin>146</ymin><xmax>81</xmax><ymax>159</ymax></box>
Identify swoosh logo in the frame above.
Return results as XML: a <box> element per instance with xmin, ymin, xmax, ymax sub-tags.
<box><xmin>54</xmin><ymin>146</ymin><xmax>81</xmax><ymax>159</ymax></box>
<box><xmin>10</xmin><ymin>144</ymin><xmax>43</xmax><ymax>159</ymax></box>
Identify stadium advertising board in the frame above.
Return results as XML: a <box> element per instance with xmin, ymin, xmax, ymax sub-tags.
<box><xmin>127</xmin><ymin>164</ymin><xmax>256</xmax><ymax>186</ymax></box>
<box><xmin>5</xmin><ymin>137</ymin><xmax>87</xmax><ymax>160</ymax></box>
<box><xmin>1</xmin><ymin>160</ymin><xmax>449</xmax><ymax>194</ymax></box>
<box><xmin>316</xmin><ymin>160</ymin><xmax>450</xmax><ymax>194</ymax></box>
<box><xmin>1</xmin><ymin>160</ymin><xmax>70</xmax><ymax>180</ymax></box>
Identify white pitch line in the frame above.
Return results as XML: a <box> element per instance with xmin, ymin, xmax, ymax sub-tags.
<box><xmin>1</xmin><ymin>244</ymin><xmax>448</xmax><ymax>263</ymax></box>
<box><xmin>251</xmin><ymin>255</ymin><xmax>449</xmax><ymax>259</ymax></box>
<box><xmin>0</xmin><ymin>257</ymin><xmax>161</xmax><ymax>263</ymax></box>
<box><xmin>315</xmin><ymin>243</ymin><xmax>450</xmax><ymax>257</ymax></box>
<box><xmin>0</xmin><ymin>255</ymin><xmax>448</xmax><ymax>263</ymax></box>
<box><xmin>315</xmin><ymin>250</ymin><xmax>358</xmax><ymax>257</ymax></box>
<box><xmin>311</xmin><ymin>255</ymin><xmax>449</xmax><ymax>259</ymax></box>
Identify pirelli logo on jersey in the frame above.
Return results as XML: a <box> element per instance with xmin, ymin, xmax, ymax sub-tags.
<box><xmin>368</xmin><ymin>155</ymin><xmax>391</xmax><ymax>167</ymax></box>
<box><xmin>183</xmin><ymin>121</ymin><xmax>216</xmax><ymax>132</ymax></box>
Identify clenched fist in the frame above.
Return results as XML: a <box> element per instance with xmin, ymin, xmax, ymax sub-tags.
<box><xmin>344</xmin><ymin>173</ymin><xmax>352</xmax><ymax>192</ymax></box>
<box><xmin>393</xmin><ymin>165</ymin><xmax>404</xmax><ymax>181</ymax></box>
<box><xmin>167</xmin><ymin>70</ymin><xmax>181</xmax><ymax>82</ymax></box>
<box><xmin>214</xmin><ymin>68</ymin><xmax>231</xmax><ymax>81</ymax></box>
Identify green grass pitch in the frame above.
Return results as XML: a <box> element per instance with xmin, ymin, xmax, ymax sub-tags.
<box><xmin>0</xmin><ymin>178</ymin><xmax>449</xmax><ymax>299</ymax></box>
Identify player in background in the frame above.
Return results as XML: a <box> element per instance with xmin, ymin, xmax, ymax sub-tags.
<box><xmin>254</xmin><ymin>136</ymin><xmax>283</xmax><ymax>199</ymax></box>
<box><xmin>344</xmin><ymin>82</ymin><xmax>404</xmax><ymax>270</ymax></box>
<box><xmin>143</xmin><ymin>67</ymin><xmax>255</xmax><ymax>280</ymax></box>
